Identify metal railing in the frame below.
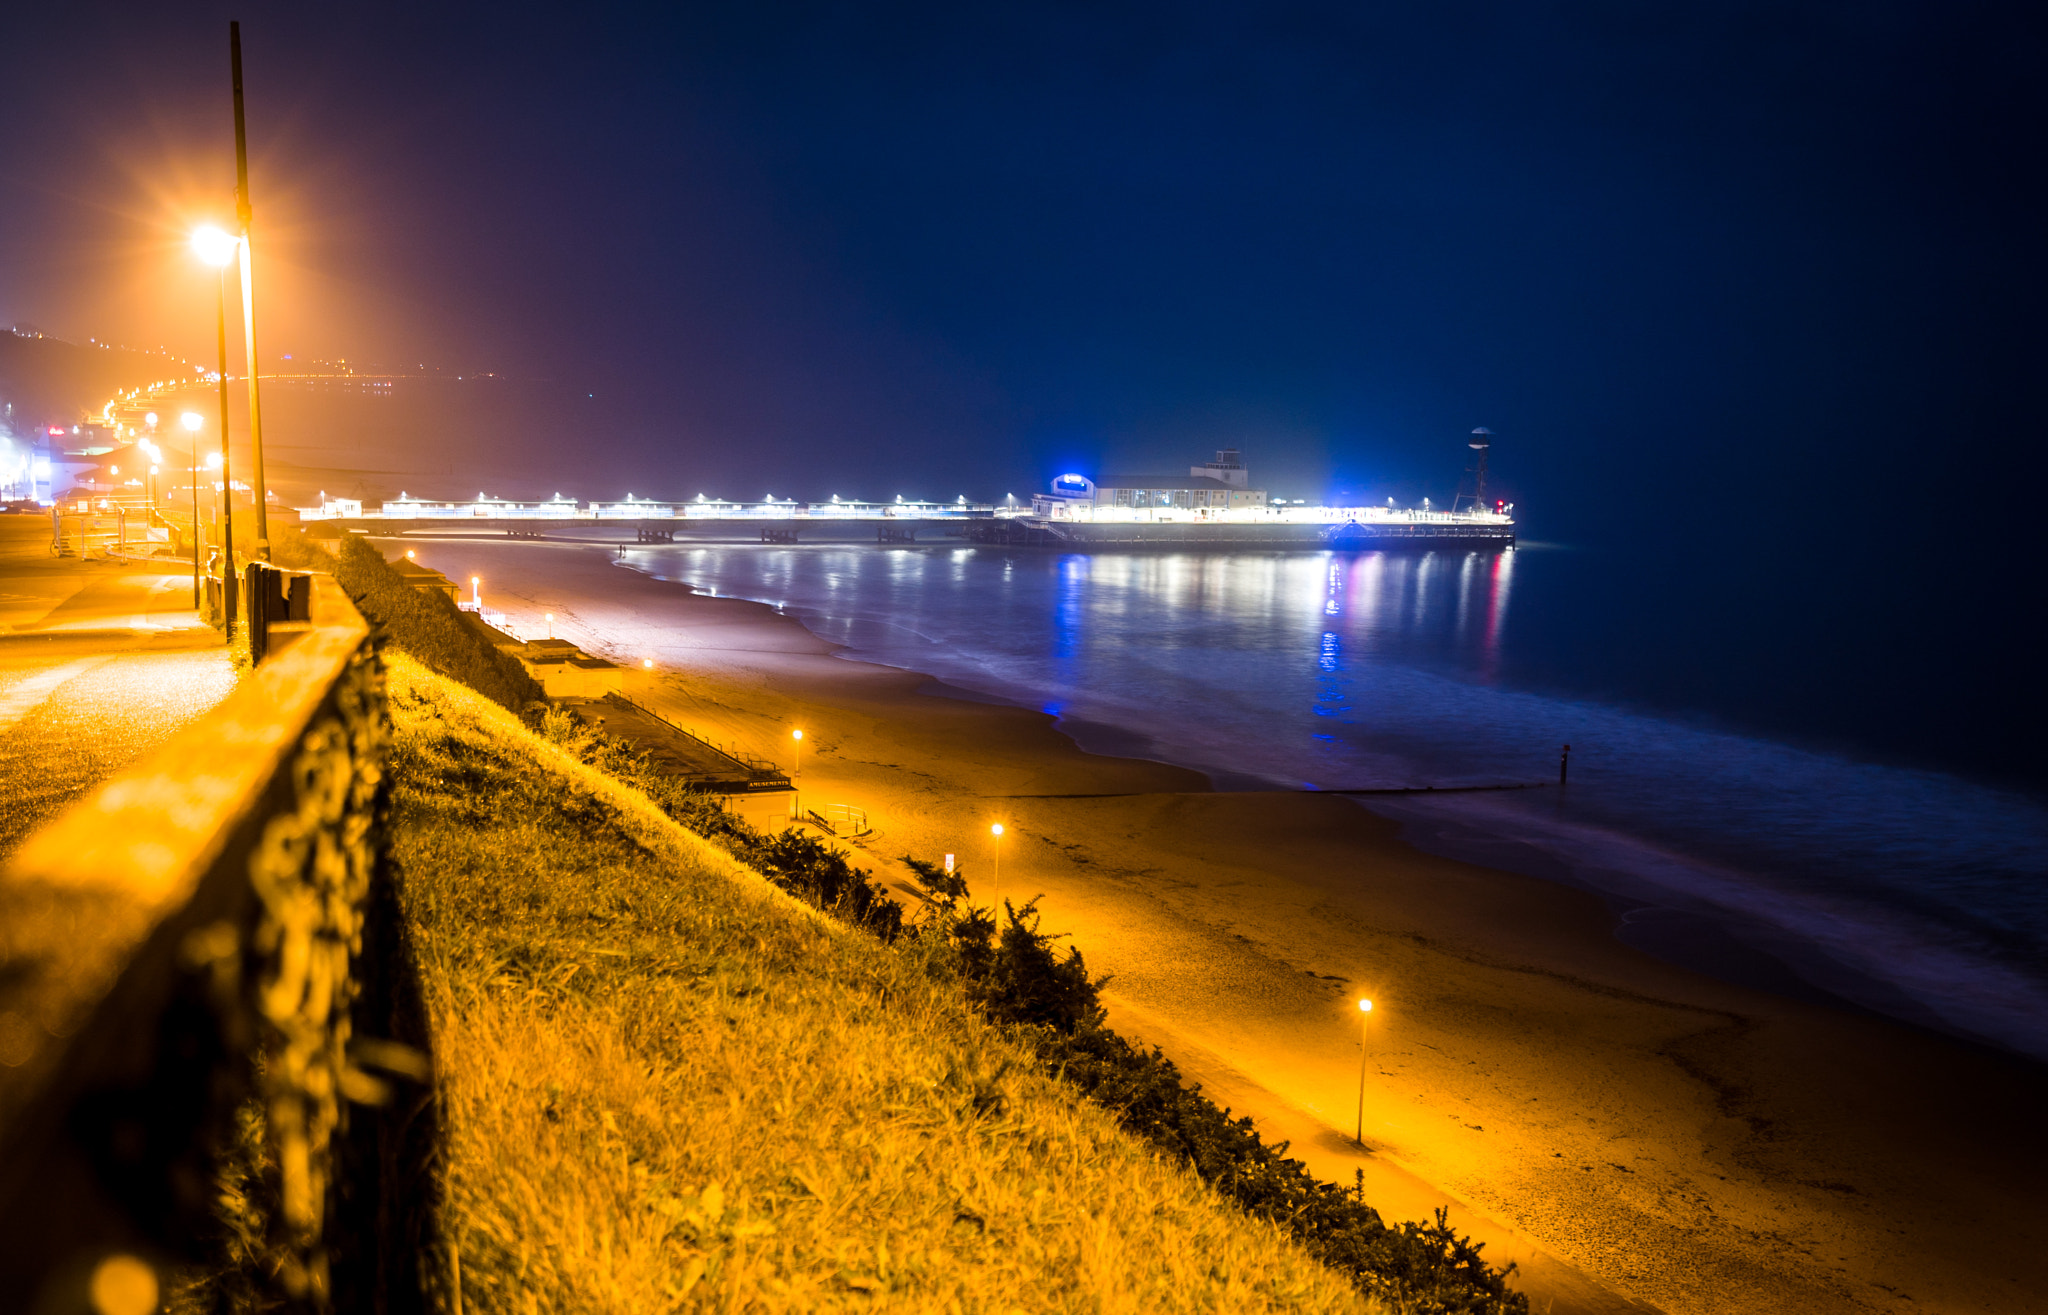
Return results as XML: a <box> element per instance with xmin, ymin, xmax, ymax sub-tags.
<box><xmin>806</xmin><ymin>803</ymin><xmax>873</xmax><ymax>837</ymax></box>
<box><xmin>0</xmin><ymin>573</ymin><xmax>423</xmax><ymax>1310</ymax></box>
<box><xmin>614</xmin><ymin>691</ymin><xmax>787</xmax><ymax>778</ymax></box>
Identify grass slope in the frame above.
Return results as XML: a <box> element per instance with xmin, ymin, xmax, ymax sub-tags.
<box><xmin>389</xmin><ymin>654</ymin><xmax>1374</xmax><ymax>1313</ymax></box>
<box><xmin>272</xmin><ymin>532</ymin><xmax>542</xmax><ymax>711</ymax></box>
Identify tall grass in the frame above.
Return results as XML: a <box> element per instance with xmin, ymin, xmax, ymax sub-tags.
<box><xmin>532</xmin><ymin>703</ymin><xmax>1526</xmax><ymax>1314</ymax></box>
<box><xmin>391</xmin><ymin>657</ymin><xmax>1375</xmax><ymax>1313</ymax></box>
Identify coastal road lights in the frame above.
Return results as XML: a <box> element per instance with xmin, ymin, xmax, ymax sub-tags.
<box><xmin>990</xmin><ymin>823</ymin><xmax>1005</xmax><ymax>911</ymax></box>
<box><xmin>1355</xmin><ymin>999</ymin><xmax>1375</xmax><ymax>1146</ymax></box>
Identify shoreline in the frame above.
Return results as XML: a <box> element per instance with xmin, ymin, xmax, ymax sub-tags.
<box><xmin>618</xmin><ymin>545</ymin><xmax>2044</xmax><ymax>1065</ymax></box>
<box><xmin>401</xmin><ymin>538</ymin><xmax>2048</xmax><ymax>1315</ymax></box>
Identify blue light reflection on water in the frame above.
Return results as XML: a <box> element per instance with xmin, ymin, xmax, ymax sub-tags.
<box><xmin>629</xmin><ymin>544</ymin><xmax>2048</xmax><ymax>1059</ymax></box>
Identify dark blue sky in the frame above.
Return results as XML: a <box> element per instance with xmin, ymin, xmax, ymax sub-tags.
<box><xmin>3</xmin><ymin>3</ymin><xmax>2041</xmax><ymax>514</ymax></box>
<box><xmin>3</xmin><ymin>3</ymin><xmax>2045</xmax><ymax>776</ymax></box>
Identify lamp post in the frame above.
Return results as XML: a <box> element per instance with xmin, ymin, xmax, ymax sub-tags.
<box><xmin>191</xmin><ymin>225</ymin><xmax>238</xmax><ymax>629</ymax></box>
<box><xmin>1355</xmin><ymin>999</ymin><xmax>1375</xmax><ymax>1146</ymax></box>
<box><xmin>990</xmin><ymin>823</ymin><xmax>1005</xmax><ymax>912</ymax></box>
<box><xmin>790</xmin><ymin>729</ymin><xmax>804</xmax><ymax>819</ymax></box>
<box><xmin>229</xmin><ymin>21</ymin><xmax>271</xmax><ymax>560</ymax></box>
<box><xmin>180</xmin><ymin>413</ymin><xmax>203</xmax><ymax>607</ymax></box>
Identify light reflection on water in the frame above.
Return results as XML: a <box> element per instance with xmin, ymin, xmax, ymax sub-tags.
<box><xmin>631</xmin><ymin>544</ymin><xmax>2048</xmax><ymax>1059</ymax></box>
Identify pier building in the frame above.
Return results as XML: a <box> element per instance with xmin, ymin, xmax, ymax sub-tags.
<box><xmin>1033</xmin><ymin>449</ymin><xmax>1271</xmax><ymax>518</ymax></box>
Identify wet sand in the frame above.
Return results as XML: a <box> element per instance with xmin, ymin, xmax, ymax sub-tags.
<box><xmin>408</xmin><ymin>538</ymin><xmax>2048</xmax><ymax>1315</ymax></box>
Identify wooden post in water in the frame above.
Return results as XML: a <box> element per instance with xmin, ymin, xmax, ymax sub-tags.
<box><xmin>1559</xmin><ymin>743</ymin><xmax>1572</xmax><ymax>786</ymax></box>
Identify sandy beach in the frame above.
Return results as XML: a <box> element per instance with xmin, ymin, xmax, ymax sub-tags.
<box><xmin>404</xmin><ymin>537</ymin><xmax>2048</xmax><ymax>1315</ymax></box>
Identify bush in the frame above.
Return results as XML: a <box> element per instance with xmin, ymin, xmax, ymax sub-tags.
<box><xmin>749</xmin><ymin>830</ymin><xmax>906</xmax><ymax>942</ymax></box>
<box><xmin>922</xmin><ymin>883</ymin><xmax>1525</xmax><ymax>1315</ymax></box>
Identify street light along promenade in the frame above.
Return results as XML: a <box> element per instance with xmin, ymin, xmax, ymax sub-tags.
<box><xmin>180</xmin><ymin>411</ymin><xmax>203</xmax><ymax>607</ymax></box>
<box><xmin>190</xmin><ymin>223</ymin><xmax>238</xmax><ymax>624</ymax></box>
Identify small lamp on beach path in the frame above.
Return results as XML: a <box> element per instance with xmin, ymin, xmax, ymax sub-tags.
<box><xmin>471</xmin><ymin>575</ymin><xmax>481</xmax><ymax>608</ymax></box>
<box><xmin>791</xmin><ymin>729</ymin><xmax>805</xmax><ymax>820</ymax></box>
<box><xmin>1355</xmin><ymin>998</ymin><xmax>1375</xmax><ymax>1146</ymax></box>
<box><xmin>990</xmin><ymin>823</ymin><xmax>1005</xmax><ymax>912</ymax></box>
<box><xmin>545</xmin><ymin>612</ymin><xmax>554</xmax><ymax>639</ymax></box>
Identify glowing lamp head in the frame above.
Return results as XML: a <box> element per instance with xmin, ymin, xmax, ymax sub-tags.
<box><xmin>1358</xmin><ymin>999</ymin><xmax>1374</xmax><ymax>1013</ymax></box>
<box><xmin>405</xmin><ymin>549</ymin><xmax>416</xmax><ymax>559</ymax></box>
<box><xmin>144</xmin><ymin>412</ymin><xmax>159</xmax><ymax>427</ymax></box>
<box><xmin>471</xmin><ymin>576</ymin><xmax>480</xmax><ymax>586</ymax></box>
<box><xmin>791</xmin><ymin>729</ymin><xmax>803</xmax><ymax>741</ymax></box>
<box><xmin>191</xmin><ymin>225</ymin><xmax>239</xmax><ymax>268</ymax></box>
<box><xmin>642</xmin><ymin>658</ymin><xmax>653</xmax><ymax>669</ymax></box>
<box><xmin>991</xmin><ymin>823</ymin><xmax>1004</xmax><ymax>837</ymax></box>
<box><xmin>180</xmin><ymin>412</ymin><xmax>202</xmax><ymax>432</ymax></box>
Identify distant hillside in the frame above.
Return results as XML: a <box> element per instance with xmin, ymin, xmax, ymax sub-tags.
<box><xmin>1</xmin><ymin>330</ymin><xmax>637</xmax><ymax>506</ymax></box>
<box><xmin>0</xmin><ymin>331</ymin><xmax>194</xmax><ymax>433</ymax></box>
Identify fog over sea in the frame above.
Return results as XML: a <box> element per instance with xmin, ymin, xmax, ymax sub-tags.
<box><xmin>624</xmin><ymin>543</ymin><xmax>2048</xmax><ymax>1062</ymax></box>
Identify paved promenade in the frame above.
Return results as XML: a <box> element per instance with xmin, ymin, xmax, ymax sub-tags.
<box><xmin>0</xmin><ymin>516</ymin><xmax>238</xmax><ymax>859</ymax></box>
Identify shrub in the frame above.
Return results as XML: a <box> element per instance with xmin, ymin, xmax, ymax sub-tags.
<box><xmin>748</xmin><ymin>830</ymin><xmax>906</xmax><ymax>942</ymax></box>
<box><xmin>922</xmin><ymin>886</ymin><xmax>1525</xmax><ymax>1314</ymax></box>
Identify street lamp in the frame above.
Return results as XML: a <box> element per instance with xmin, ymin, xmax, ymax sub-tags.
<box><xmin>1355</xmin><ymin>999</ymin><xmax>1375</xmax><ymax>1145</ymax></box>
<box><xmin>229</xmin><ymin>20</ymin><xmax>272</xmax><ymax>560</ymax></box>
<box><xmin>180</xmin><ymin>413</ymin><xmax>202</xmax><ymax>606</ymax></box>
<box><xmin>990</xmin><ymin>823</ymin><xmax>1005</xmax><ymax>911</ymax></box>
<box><xmin>192</xmin><ymin>224</ymin><xmax>238</xmax><ymax>628</ymax></box>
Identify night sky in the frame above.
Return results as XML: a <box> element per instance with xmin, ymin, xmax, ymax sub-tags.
<box><xmin>3</xmin><ymin>3</ymin><xmax>2045</xmax><ymax>778</ymax></box>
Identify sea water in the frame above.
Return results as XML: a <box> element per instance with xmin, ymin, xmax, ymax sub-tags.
<box><xmin>625</xmin><ymin>543</ymin><xmax>2048</xmax><ymax>1061</ymax></box>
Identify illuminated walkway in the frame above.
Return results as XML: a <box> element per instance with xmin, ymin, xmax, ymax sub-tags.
<box><xmin>0</xmin><ymin>517</ymin><xmax>238</xmax><ymax>859</ymax></box>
